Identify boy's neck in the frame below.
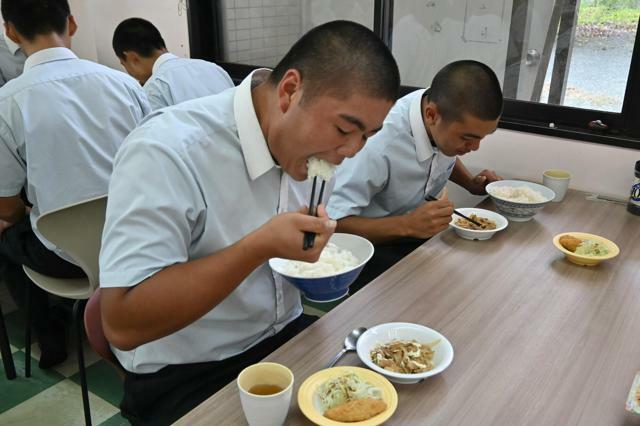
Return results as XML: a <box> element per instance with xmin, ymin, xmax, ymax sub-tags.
<box><xmin>21</xmin><ymin>33</ymin><xmax>69</xmax><ymax>57</ymax></box>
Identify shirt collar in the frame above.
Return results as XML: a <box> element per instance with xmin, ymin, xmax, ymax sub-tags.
<box><xmin>23</xmin><ymin>47</ymin><xmax>77</xmax><ymax>72</ymax></box>
<box><xmin>409</xmin><ymin>88</ymin><xmax>435</xmax><ymax>162</ymax></box>
<box><xmin>233</xmin><ymin>68</ymin><xmax>277</xmax><ymax>180</ymax></box>
<box><xmin>152</xmin><ymin>52</ymin><xmax>179</xmax><ymax>75</ymax></box>
<box><xmin>3</xmin><ymin>33</ymin><xmax>20</xmax><ymax>55</ymax></box>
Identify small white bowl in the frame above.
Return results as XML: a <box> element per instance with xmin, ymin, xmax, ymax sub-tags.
<box><xmin>449</xmin><ymin>208</ymin><xmax>508</xmax><ymax>241</ymax></box>
<box><xmin>356</xmin><ymin>322</ymin><xmax>454</xmax><ymax>384</ymax></box>
<box><xmin>486</xmin><ymin>180</ymin><xmax>555</xmax><ymax>222</ymax></box>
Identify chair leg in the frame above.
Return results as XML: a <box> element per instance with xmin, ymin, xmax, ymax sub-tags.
<box><xmin>0</xmin><ymin>303</ymin><xmax>17</xmax><ymax>380</ymax></box>
<box><xmin>24</xmin><ymin>283</ymin><xmax>31</xmax><ymax>377</ymax></box>
<box><xmin>73</xmin><ymin>299</ymin><xmax>91</xmax><ymax>426</ymax></box>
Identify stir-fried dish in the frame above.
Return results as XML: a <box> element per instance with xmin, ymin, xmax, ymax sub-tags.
<box><xmin>370</xmin><ymin>340</ymin><xmax>439</xmax><ymax>374</ymax></box>
<box><xmin>455</xmin><ymin>214</ymin><xmax>496</xmax><ymax>230</ymax></box>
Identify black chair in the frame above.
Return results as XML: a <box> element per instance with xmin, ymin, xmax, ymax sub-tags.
<box><xmin>0</xmin><ymin>302</ymin><xmax>17</xmax><ymax>380</ymax></box>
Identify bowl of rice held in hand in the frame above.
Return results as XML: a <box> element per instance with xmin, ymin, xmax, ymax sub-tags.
<box><xmin>486</xmin><ymin>180</ymin><xmax>555</xmax><ymax>222</ymax></box>
<box><xmin>269</xmin><ymin>233</ymin><xmax>374</xmax><ymax>302</ymax></box>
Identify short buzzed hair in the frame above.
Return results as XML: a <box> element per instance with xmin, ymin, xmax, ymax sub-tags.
<box><xmin>428</xmin><ymin>60</ymin><xmax>503</xmax><ymax>122</ymax></box>
<box><xmin>112</xmin><ymin>18</ymin><xmax>166</xmax><ymax>59</ymax></box>
<box><xmin>1</xmin><ymin>0</ymin><xmax>70</xmax><ymax>41</ymax></box>
<box><xmin>269</xmin><ymin>20</ymin><xmax>400</xmax><ymax>103</ymax></box>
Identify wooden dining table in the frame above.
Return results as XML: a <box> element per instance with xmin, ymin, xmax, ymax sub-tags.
<box><xmin>176</xmin><ymin>190</ymin><xmax>640</xmax><ymax>425</ymax></box>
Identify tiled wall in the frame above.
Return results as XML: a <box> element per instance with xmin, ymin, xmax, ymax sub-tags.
<box><xmin>222</xmin><ymin>0</ymin><xmax>303</xmax><ymax>67</ymax></box>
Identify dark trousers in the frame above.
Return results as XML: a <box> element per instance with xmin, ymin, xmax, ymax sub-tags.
<box><xmin>121</xmin><ymin>313</ymin><xmax>318</xmax><ymax>426</ymax></box>
<box><xmin>349</xmin><ymin>237</ymin><xmax>428</xmax><ymax>294</ymax></box>
<box><xmin>0</xmin><ymin>215</ymin><xmax>84</xmax><ymax>342</ymax></box>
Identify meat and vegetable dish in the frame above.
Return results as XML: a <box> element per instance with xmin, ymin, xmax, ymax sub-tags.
<box><xmin>370</xmin><ymin>340</ymin><xmax>439</xmax><ymax>374</ymax></box>
<box><xmin>455</xmin><ymin>214</ymin><xmax>496</xmax><ymax>230</ymax></box>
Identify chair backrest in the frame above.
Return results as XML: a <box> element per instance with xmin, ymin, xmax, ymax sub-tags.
<box><xmin>35</xmin><ymin>196</ymin><xmax>107</xmax><ymax>291</ymax></box>
<box><xmin>84</xmin><ymin>288</ymin><xmax>123</xmax><ymax>377</ymax></box>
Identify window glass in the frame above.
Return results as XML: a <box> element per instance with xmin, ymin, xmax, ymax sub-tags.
<box><xmin>391</xmin><ymin>0</ymin><xmax>638</xmax><ymax>112</ymax></box>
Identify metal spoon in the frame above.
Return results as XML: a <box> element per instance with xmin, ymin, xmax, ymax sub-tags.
<box><xmin>326</xmin><ymin>327</ymin><xmax>367</xmax><ymax>368</ymax></box>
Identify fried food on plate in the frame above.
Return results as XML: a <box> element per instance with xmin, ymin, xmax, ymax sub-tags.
<box><xmin>559</xmin><ymin>235</ymin><xmax>582</xmax><ymax>252</ymax></box>
<box><xmin>324</xmin><ymin>397</ymin><xmax>387</xmax><ymax>422</ymax></box>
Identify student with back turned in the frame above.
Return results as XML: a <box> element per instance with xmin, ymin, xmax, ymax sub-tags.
<box><xmin>0</xmin><ymin>0</ymin><xmax>149</xmax><ymax>368</ymax></box>
<box><xmin>113</xmin><ymin>17</ymin><xmax>234</xmax><ymax>111</ymax></box>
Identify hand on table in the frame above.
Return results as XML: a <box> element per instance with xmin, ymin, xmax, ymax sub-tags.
<box><xmin>467</xmin><ymin>169</ymin><xmax>503</xmax><ymax>195</ymax></box>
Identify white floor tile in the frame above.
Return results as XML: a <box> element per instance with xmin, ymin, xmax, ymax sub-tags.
<box><xmin>0</xmin><ymin>379</ymin><xmax>119</xmax><ymax>426</ymax></box>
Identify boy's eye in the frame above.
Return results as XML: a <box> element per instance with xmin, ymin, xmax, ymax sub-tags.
<box><xmin>336</xmin><ymin>127</ymin><xmax>348</xmax><ymax>135</ymax></box>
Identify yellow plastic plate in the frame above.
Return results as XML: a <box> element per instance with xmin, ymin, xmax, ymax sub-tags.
<box><xmin>297</xmin><ymin>366</ymin><xmax>398</xmax><ymax>426</ymax></box>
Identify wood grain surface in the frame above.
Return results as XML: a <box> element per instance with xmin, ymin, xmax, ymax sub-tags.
<box><xmin>176</xmin><ymin>191</ymin><xmax>640</xmax><ymax>425</ymax></box>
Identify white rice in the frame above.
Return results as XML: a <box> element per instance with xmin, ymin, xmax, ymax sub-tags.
<box><xmin>280</xmin><ymin>242</ymin><xmax>359</xmax><ymax>277</ymax></box>
<box><xmin>490</xmin><ymin>186</ymin><xmax>547</xmax><ymax>203</ymax></box>
<box><xmin>307</xmin><ymin>157</ymin><xmax>336</xmax><ymax>181</ymax></box>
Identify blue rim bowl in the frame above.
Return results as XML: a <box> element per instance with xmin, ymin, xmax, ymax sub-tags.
<box><xmin>269</xmin><ymin>233</ymin><xmax>374</xmax><ymax>303</ymax></box>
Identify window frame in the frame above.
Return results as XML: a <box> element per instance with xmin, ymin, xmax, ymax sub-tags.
<box><xmin>189</xmin><ymin>0</ymin><xmax>640</xmax><ymax>149</ymax></box>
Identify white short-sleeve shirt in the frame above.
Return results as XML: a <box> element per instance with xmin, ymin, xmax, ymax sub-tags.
<box><xmin>327</xmin><ymin>89</ymin><xmax>456</xmax><ymax>220</ymax></box>
<box><xmin>143</xmin><ymin>53</ymin><xmax>234</xmax><ymax>111</ymax></box>
<box><xmin>0</xmin><ymin>47</ymin><xmax>150</xmax><ymax>258</ymax></box>
<box><xmin>100</xmin><ymin>69</ymin><xmax>306</xmax><ymax>374</ymax></box>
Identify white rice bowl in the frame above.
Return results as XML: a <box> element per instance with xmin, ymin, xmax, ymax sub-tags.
<box><xmin>486</xmin><ymin>180</ymin><xmax>555</xmax><ymax>222</ymax></box>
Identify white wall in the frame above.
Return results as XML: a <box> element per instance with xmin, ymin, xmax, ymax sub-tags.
<box><xmin>392</xmin><ymin>0</ymin><xmax>513</xmax><ymax>88</ymax></box>
<box><xmin>447</xmin><ymin>129</ymin><xmax>638</xmax><ymax>207</ymax></box>
<box><xmin>69</xmin><ymin>0</ymin><xmax>98</xmax><ymax>61</ymax></box>
<box><xmin>69</xmin><ymin>0</ymin><xmax>189</xmax><ymax>70</ymax></box>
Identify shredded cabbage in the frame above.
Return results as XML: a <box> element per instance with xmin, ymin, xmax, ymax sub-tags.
<box><xmin>575</xmin><ymin>240</ymin><xmax>609</xmax><ymax>256</ymax></box>
<box><xmin>317</xmin><ymin>373</ymin><xmax>382</xmax><ymax>412</ymax></box>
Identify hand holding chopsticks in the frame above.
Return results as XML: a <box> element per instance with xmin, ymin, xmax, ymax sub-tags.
<box><xmin>424</xmin><ymin>194</ymin><xmax>485</xmax><ymax>229</ymax></box>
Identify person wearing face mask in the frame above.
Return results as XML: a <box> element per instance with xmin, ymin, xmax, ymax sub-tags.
<box><xmin>112</xmin><ymin>17</ymin><xmax>233</xmax><ymax>111</ymax></box>
<box><xmin>327</xmin><ymin>60</ymin><xmax>504</xmax><ymax>292</ymax></box>
<box><xmin>99</xmin><ymin>20</ymin><xmax>399</xmax><ymax>425</ymax></box>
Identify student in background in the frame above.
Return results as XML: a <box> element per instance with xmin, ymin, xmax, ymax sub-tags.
<box><xmin>328</xmin><ymin>60</ymin><xmax>504</xmax><ymax>292</ymax></box>
<box><xmin>0</xmin><ymin>28</ymin><xmax>25</xmax><ymax>86</ymax></box>
<box><xmin>99</xmin><ymin>20</ymin><xmax>399</xmax><ymax>425</ymax></box>
<box><xmin>112</xmin><ymin>17</ymin><xmax>234</xmax><ymax>110</ymax></box>
<box><xmin>0</xmin><ymin>0</ymin><xmax>150</xmax><ymax>368</ymax></box>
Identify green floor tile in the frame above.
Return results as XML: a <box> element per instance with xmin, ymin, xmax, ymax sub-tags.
<box><xmin>99</xmin><ymin>412</ymin><xmax>129</xmax><ymax>426</ymax></box>
<box><xmin>0</xmin><ymin>351</ymin><xmax>65</xmax><ymax>412</ymax></box>
<box><xmin>69</xmin><ymin>360</ymin><xmax>123</xmax><ymax>407</ymax></box>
